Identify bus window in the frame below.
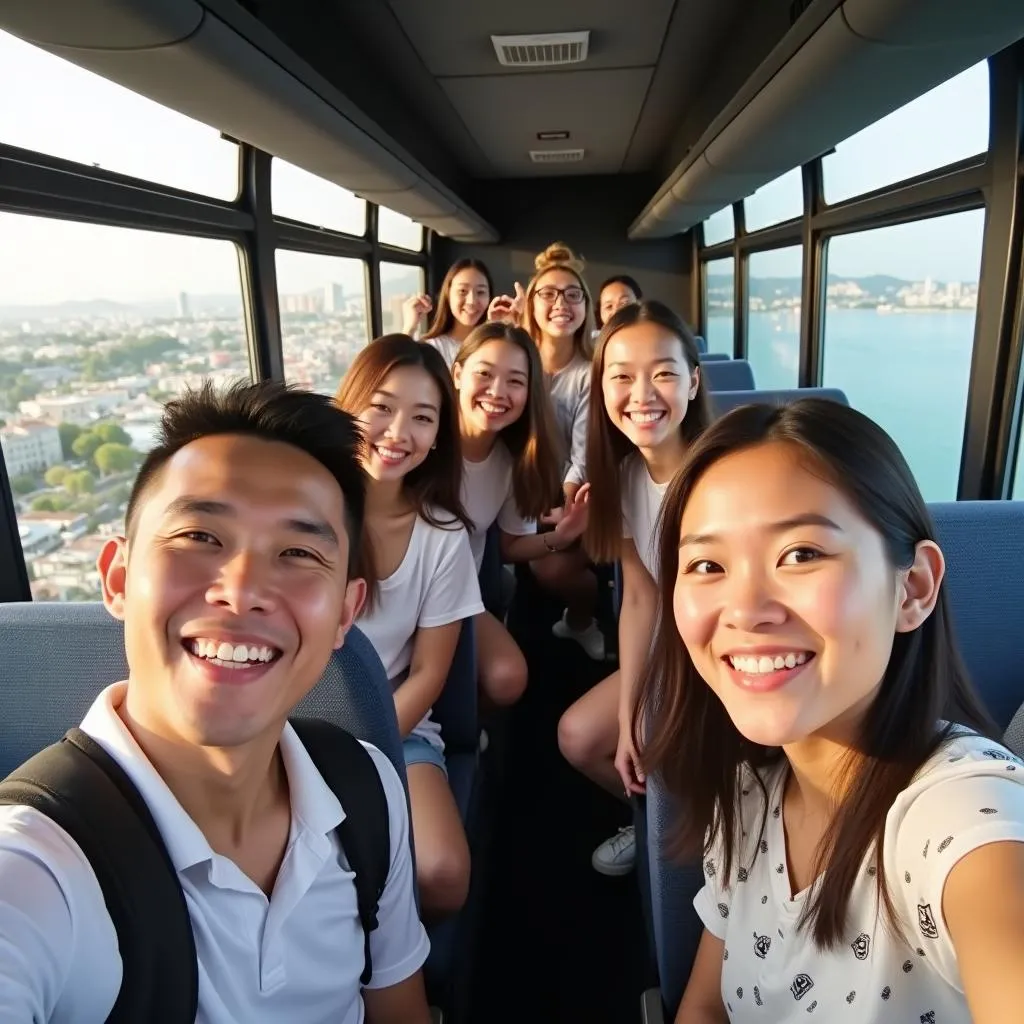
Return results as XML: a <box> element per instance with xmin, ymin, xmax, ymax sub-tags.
<box><xmin>0</xmin><ymin>30</ymin><xmax>238</xmax><ymax>200</ymax></box>
<box><xmin>0</xmin><ymin>213</ymin><xmax>248</xmax><ymax>602</ymax></box>
<box><xmin>703</xmin><ymin>257</ymin><xmax>735</xmax><ymax>355</ymax></box>
<box><xmin>743</xmin><ymin>167</ymin><xmax>804</xmax><ymax>232</ymax></box>
<box><xmin>274</xmin><ymin>251</ymin><xmax>370</xmax><ymax>395</ymax></box>
<box><xmin>378</xmin><ymin>207</ymin><xmax>424</xmax><ymax>252</ymax></box>
<box><xmin>748</xmin><ymin>246</ymin><xmax>802</xmax><ymax>389</ymax></box>
<box><xmin>271</xmin><ymin>158</ymin><xmax>367</xmax><ymax>237</ymax></box>
<box><xmin>380</xmin><ymin>263</ymin><xmax>426</xmax><ymax>334</ymax></box>
<box><xmin>823</xmin><ymin>62</ymin><xmax>989</xmax><ymax>204</ymax></box>
<box><xmin>702</xmin><ymin>205</ymin><xmax>734</xmax><ymax>247</ymax></box>
<box><xmin>821</xmin><ymin>210</ymin><xmax>985</xmax><ymax>501</ymax></box>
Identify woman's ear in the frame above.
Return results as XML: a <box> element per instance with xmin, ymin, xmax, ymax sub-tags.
<box><xmin>895</xmin><ymin>539</ymin><xmax>945</xmax><ymax>633</ymax></box>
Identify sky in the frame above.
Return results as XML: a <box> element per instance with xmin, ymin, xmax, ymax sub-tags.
<box><xmin>0</xmin><ymin>30</ymin><xmax>992</xmax><ymax>306</ymax></box>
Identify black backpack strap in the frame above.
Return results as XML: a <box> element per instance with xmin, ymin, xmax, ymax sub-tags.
<box><xmin>290</xmin><ymin>717</ymin><xmax>391</xmax><ymax>987</ymax></box>
<box><xmin>0</xmin><ymin>728</ymin><xmax>198</xmax><ymax>1023</ymax></box>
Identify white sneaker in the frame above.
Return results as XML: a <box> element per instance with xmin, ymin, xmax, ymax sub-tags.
<box><xmin>592</xmin><ymin>826</ymin><xmax>636</xmax><ymax>876</ymax></box>
<box><xmin>551</xmin><ymin>609</ymin><xmax>606</xmax><ymax>661</ymax></box>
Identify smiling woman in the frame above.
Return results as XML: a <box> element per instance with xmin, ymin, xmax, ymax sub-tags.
<box><xmin>635</xmin><ymin>399</ymin><xmax>1024</xmax><ymax>1024</ymax></box>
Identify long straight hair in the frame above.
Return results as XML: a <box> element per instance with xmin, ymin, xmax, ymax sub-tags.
<box><xmin>633</xmin><ymin>399</ymin><xmax>998</xmax><ymax>949</ymax></box>
<box><xmin>422</xmin><ymin>259</ymin><xmax>493</xmax><ymax>341</ymax></box>
<box><xmin>335</xmin><ymin>334</ymin><xmax>471</xmax><ymax>534</ymax></box>
<box><xmin>520</xmin><ymin>242</ymin><xmax>595</xmax><ymax>361</ymax></box>
<box><xmin>584</xmin><ymin>301</ymin><xmax>713</xmax><ymax>564</ymax></box>
<box><xmin>453</xmin><ymin>322</ymin><xmax>564</xmax><ymax>519</ymax></box>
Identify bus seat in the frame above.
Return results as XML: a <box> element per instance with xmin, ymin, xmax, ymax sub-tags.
<box><xmin>712</xmin><ymin>386</ymin><xmax>849</xmax><ymax>419</ymax></box>
<box><xmin>429</xmin><ymin>617</ymin><xmax>480</xmax><ymax>823</ymax></box>
<box><xmin>640</xmin><ymin>498</ymin><xmax>1024</xmax><ymax>1021</ymax></box>
<box><xmin>699</xmin><ymin>351</ymin><xmax>730</xmax><ymax>361</ymax></box>
<box><xmin>0</xmin><ymin>601</ymin><xmax>408</xmax><ymax>795</ymax></box>
<box><xmin>701</xmin><ymin>358</ymin><xmax>755</xmax><ymax>392</ymax></box>
<box><xmin>478</xmin><ymin>524</ymin><xmax>507</xmax><ymax>618</ymax></box>
<box><xmin>930</xmin><ymin>500</ymin><xmax>1024</xmax><ymax>732</ymax></box>
<box><xmin>694</xmin><ymin>335</ymin><xmax>708</xmax><ymax>354</ymax></box>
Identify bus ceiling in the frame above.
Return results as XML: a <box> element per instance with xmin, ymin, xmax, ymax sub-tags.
<box><xmin>0</xmin><ymin>0</ymin><xmax>1022</xmax><ymax>243</ymax></box>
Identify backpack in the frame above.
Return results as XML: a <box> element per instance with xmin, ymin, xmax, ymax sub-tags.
<box><xmin>0</xmin><ymin>716</ymin><xmax>390</xmax><ymax>1023</ymax></box>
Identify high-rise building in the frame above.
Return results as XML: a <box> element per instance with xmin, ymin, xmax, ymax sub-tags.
<box><xmin>176</xmin><ymin>291</ymin><xmax>191</xmax><ymax>319</ymax></box>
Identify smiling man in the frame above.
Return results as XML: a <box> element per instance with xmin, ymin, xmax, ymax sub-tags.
<box><xmin>0</xmin><ymin>380</ymin><xmax>432</xmax><ymax>1024</ymax></box>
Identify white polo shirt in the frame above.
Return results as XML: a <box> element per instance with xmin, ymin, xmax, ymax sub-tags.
<box><xmin>0</xmin><ymin>683</ymin><xmax>429</xmax><ymax>1023</ymax></box>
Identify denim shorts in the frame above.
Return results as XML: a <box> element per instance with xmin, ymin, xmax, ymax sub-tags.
<box><xmin>402</xmin><ymin>734</ymin><xmax>448</xmax><ymax>777</ymax></box>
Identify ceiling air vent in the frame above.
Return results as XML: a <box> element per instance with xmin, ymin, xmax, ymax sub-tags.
<box><xmin>491</xmin><ymin>31</ymin><xmax>590</xmax><ymax>68</ymax></box>
<box><xmin>529</xmin><ymin>148</ymin><xmax>585</xmax><ymax>164</ymax></box>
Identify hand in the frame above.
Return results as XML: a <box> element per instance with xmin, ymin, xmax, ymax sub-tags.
<box><xmin>487</xmin><ymin>282</ymin><xmax>525</xmax><ymax>324</ymax></box>
<box><xmin>402</xmin><ymin>294</ymin><xmax>433</xmax><ymax>334</ymax></box>
<box><xmin>551</xmin><ymin>482</ymin><xmax>589</xmax><ymax>544</ymax></box>
<box><xmin>614</xmin><ymin>724</ymin><xmax>646</xmax><ymax>796</ymax></box>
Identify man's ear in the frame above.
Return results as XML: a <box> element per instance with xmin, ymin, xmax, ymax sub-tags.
<box><xmin>334</xmin><ymin>577</ymin><xmax>367</xmax><ymax>649</ymax></box>
<box><xmin>98</xmin><ymin>536</ymin><xmax>129</xmax><ymax>620</ymax></box>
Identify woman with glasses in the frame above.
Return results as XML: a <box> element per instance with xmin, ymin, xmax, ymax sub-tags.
<box><xmin>509</xmin><ymin>242</ymin><xmax>605</xmax><ymax>661</ymax></box>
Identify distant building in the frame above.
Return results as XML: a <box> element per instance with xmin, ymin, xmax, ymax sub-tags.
<box><xmin>0</xmin><ymin>420</ymin><xmax>62</xmax><ymax>476</ymax></box>
<box><xmin>323</xmin><ymin>283</ymin><xmax>346</xmax><ymax>312</ymax></box>
<box><xmin>177</xmin><ymin>291</ymin><xmax>191</xmax><ymax>319</ymax></box>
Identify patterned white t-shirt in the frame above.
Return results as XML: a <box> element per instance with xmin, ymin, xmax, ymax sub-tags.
<box><xmin>694</xmin><ymin>730</ymin><xmax>1024</xmax><ymax>1023</ymax></box>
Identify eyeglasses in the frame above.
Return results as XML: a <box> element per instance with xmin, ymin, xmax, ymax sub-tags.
<box><xmin>535</xmin><ymin>285</ymin><xmax>585</xmax><ymax>305</ymax></box>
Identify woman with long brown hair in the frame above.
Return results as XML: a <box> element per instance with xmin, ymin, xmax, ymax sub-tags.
<box><xmin>451</xmin><ymin>321</ymin><xmax>588</xmax><ymax>707</ymax></box>
<box><xmin>557</xmin><ymin>301</ymin><xmax>712</xmax><ymax>876</ymax></box>
<box><xmin>336</xmin><ymin>334</ymin><xmax>483</xmax><ymax>917</ymax></box>
<box><xmin>637</xmin><ymin>399</ymin><xmax>1024</xmax><ymax>1023</ymax></box>
<box><xmin>401</xmin><ymin>258</ymin><xmax>493</xmax><ymax>368</ymax></box>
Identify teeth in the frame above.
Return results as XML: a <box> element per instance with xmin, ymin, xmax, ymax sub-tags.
<box><xmin>188</xmin><ymin>638</ymin><xmax>277</xmax><ymax>665</ymax></box>
<box><xmin>628</xmin><ymin>411</ymin><xmax>665</xmax><ymax>424</ymax></box>
<box><xmin>728</xmin><ymin>652</ymin><xmax>809</xmax><ymax>675</ymax></box>
<box><xmin>375</xmin><ymin>446</ymin><xmax>407</xmax><ymax>463</ymax></box>
<box><xmin>479</xmin><ymin>401</ymin><xmax>508</xmax><ymax>414</ymax></box>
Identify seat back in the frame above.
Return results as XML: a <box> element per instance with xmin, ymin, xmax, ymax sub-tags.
<box><xmin>699</xmin><ymin>351</ymin><xmax>730</xmax><ymax>362</ymax></box>
<box><xmin>694</xmin><ymin>335</ymin><xmax>708</xmax><ymax>354</ymax></box>
<box><xmin>701</xmin><ymin>358</ymin><xmax>755</xmax><ymax>392</ymax></box>
<box><xmin>711</xmin><ymin>386</ymin><xmax>849</xmax><ymax>419</ymax></box>
<box><xmin>0</xmin><ymin>602</ymin><xmax>406</xmax><ymax>785</ymax></box>
<box><xmin>930</xmin><ymin>501</ymin><xmax>1024</xmax><ymax>732</ymax></box>
<box><xmin>430</xmin><ymin>617</ymin><xmax>478</xmax><ymax>754</ymax></box>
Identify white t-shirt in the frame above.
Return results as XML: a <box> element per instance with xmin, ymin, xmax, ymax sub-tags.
<box><xmin>462</xmin><ymin>442</ymin><xmax>535</xmax><ymax>572</ymax></box>
<box><xmin>695</xmin><ymin>731</ymin><xmax>1024</xmax><ymax>1023</ymax></box>
<box><xmin>547</xmin><ymin>354</ymin><xmax>591</xmax><ymax>487</ymax></box>
<box><xmin>620</xmin><ymin>453</ymin><xmax>669</xmax><ymax>581</ymax></box>
<box><xmin>422</xmin><ymin>335</ymin><xmax>460</xmax><ymax>370</ymax></box>
<box><xmin>0</xmin><ymin>684</ymin><xmax>429</xmax><ymax>1024</ymax></box>
<box><xmin>357</xmin><ymin>511</ymin><xmax>484</xmax><ymax>750</ymax></box>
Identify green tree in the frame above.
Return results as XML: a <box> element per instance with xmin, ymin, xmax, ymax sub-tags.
<box><xmin>10</xmin><ymin>474</ymin><xmax>37</xmax><ymax>496</ymax></box>
<box><xmin>94</xmin><ymin>421</ymin><xmax>132</xmax><ymax>447</ymax></box>
<box><xmin>72</xmin><ymin>431</ymin><xmax>103</xmax><ymax>461</ymax></box>
<box><xmin>44</xmin><ymin>465</ymin><xmax>69</xmax><ymax>487</ymax></box>
<box><xmin>64</xmin><ymin>469</ymin><xmax>95</xmax><ymax>496</ymax></box>
<box><xmin>31</xmin><ymin>494</ymin><xmax>70</xmax><ymax>512</ymax></box>
<box><xmin>94</xmin><ymin>442</ymin><xmax>137</xmax><ymax>476</ymax></box>
<box><xmin>58</xmin><ymin>422</ymin><xmax>83</xmax><ymax>460</ymax></box>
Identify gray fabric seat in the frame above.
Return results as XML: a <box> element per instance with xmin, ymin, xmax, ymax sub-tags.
<box><xmin>711</xmin><ymin>386</ymin><xmax>849</xmax><ymax>419</ymax></box>
<box><xmin>0</xmin><ymin>601</ymin><xmax>407</xmax><ymax>785</ymax></box>
<box><xmin>701</xmin><ymin>357</ymin><xmax>755</xmax><ymax>391</ymax></box>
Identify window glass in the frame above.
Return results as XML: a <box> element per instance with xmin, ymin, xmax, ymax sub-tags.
<box><xmin>702</xmin><ymin>205</ymin><xmax>734</xmax><ymax>247</ymax></box>
<box><xmin>747</xmin><ymin>246</ymin><xmax>801</xmax><ymax>389</ymax></box>
<box><xmin>0</xmin><ymin>213</ymin><xmax>249</xmax><ymax>600</ymax></box>
<box><xmin>271</xmin><ymin>158</ymin><xmax>367</xmax><ymax>236</ymax></box>
<box><xmin>704</xmin><ymin>258</ymin><xmax>735</xmax><ymax>355</ymax></box>
<box><xmin>823</xmin><ymin>62</ymin><xmax>989</xmax><ymax>204</ymax></box>
<box><xmin>380</xmin><ymin>263</ymin><xmax>426</xmax><ymax>335</ymax></box>
<box><xmin>378</xmin><ymin>207</ymin><xmax>424</xmax><ymax>251</ymax></box>
<box><xmin>0</xmin><ymin>30</ymin><xmax>238</xmax><ymax>199</ymax></box>
<box><xmin>743</xmin><ymin>168</ymin><xmax>804</xmax><ymax>233</ymax></box>
<box><xmin>821</xmin><ymin>210</ymin><xmax>985</xmax><ymax>501</ymax></box>
<box><xmin>1013</xmin><ymin>431</ymin><xmax>1024</xmax><ymax>500</ymax></box>
<box><xmin>274</xmin><ymin>251</ymin><xmax>369</xmax><ymax>395</ymax></box>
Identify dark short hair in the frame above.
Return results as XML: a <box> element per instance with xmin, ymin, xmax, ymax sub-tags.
<box><xmin>125</xmin><ymin>379</ymin><xmax>367</xmax><ymax>573</ymax></box>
